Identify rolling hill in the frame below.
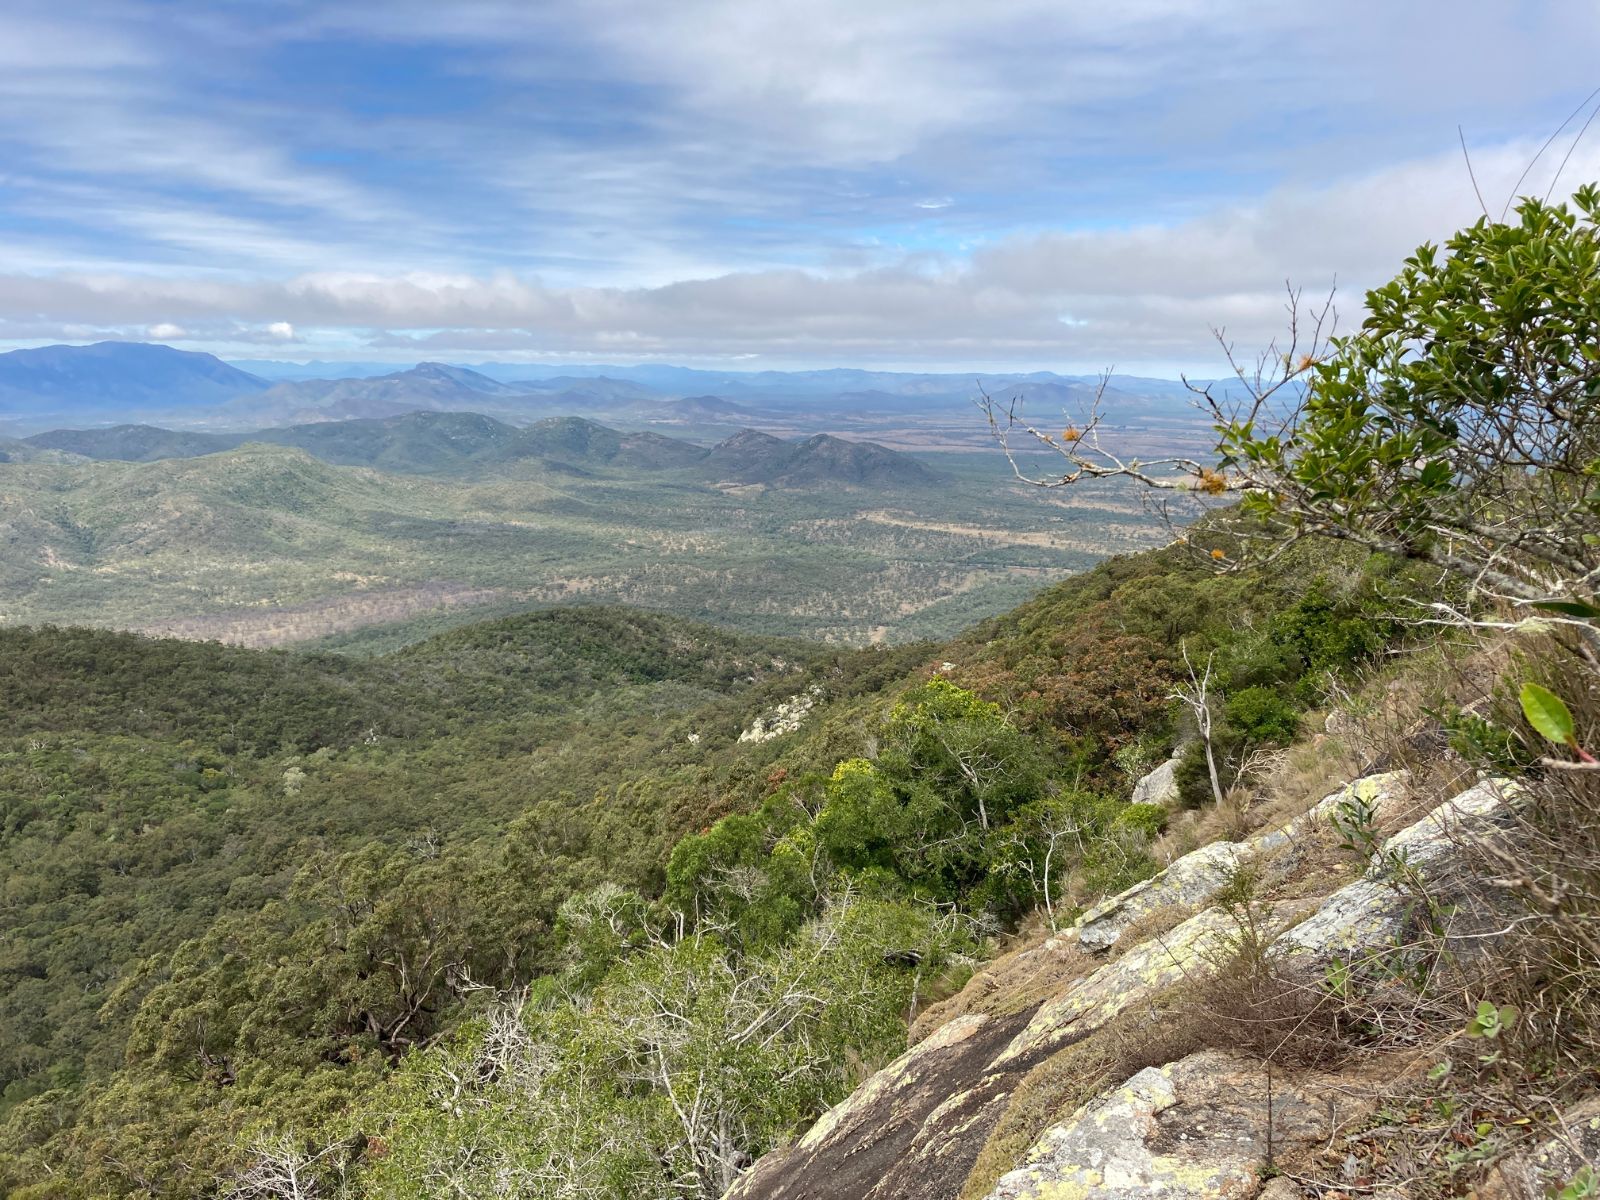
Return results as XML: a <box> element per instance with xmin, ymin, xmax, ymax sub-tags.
<box><xmin>512</xmin><ymin>415</ymin><xmax>710</xmax><ymax>471</ymax></box>
<box><xmin>19</xmin><ymin>413</ymin><xmax>713</xmax><ymax>476</ymax></box>
<box><xmin>19</xmin><ymin>413</ymin><xmax>945</xmax><ymax>490</ymax></box>
<box><xmin>25</xmin><ymin>423</ymin><xmax>240</xmax><ymax>461</ymax></box>
<box><xmin>704</xmin><ymin>429</ymin><xmax>943</xmax><ymax>488</ymax></box>
<box><xmin>0</xmin><ymin>431</ymin><xmax>1163</xmax><ymax>646</ymax></box>
<box><xmin>251</xmin><ymin>410</ymin><xmax>533</xmax><ymax>473</ymax></box>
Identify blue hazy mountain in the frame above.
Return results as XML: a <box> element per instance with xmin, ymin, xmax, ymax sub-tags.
<box><xmin>0</xmin><ymin>342</ymin><xmax>1220</xmax><ymax>437</ymax></box>
<box><xmin>220</xmin><ymin>362</ymin><xmax>532</xmax><ymax>425</ymax></box>
<box><xmin>0</xmin><ymin>342</ymin><xmax>270</xmax><ymax>416</ymax></box>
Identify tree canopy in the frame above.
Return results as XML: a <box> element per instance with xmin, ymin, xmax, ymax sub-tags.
<box><xmin>986</xmin><ymin>186</ymin><xmax>1600</xmax><ymax>654</ymax></box>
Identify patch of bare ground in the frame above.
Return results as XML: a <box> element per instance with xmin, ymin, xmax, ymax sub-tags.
<box><xmin>858</xmin><ymin>510</ymin><xmax>1126</xmax><ymax>554</ymax></box>
<box><xmin>131</xmin><ymin>582</ymin><xmax>507</xmax><ymax>646</ymax></box>
<box><xmin>910</xmin><ymin>915</ymin><xmax>1094</xmax><ymax>1044</ymax></box>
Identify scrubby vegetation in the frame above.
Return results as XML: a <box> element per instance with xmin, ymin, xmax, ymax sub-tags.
<box><xmin>0</xmin><ymin>524</ymin><xmax>1411</xmax><ymax>1197</ymax></box>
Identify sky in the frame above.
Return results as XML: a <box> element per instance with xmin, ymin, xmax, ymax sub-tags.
<box><xmin>2</xmin><ymin>1</ymin><xmax>1600</xmax><ymax>374</ymax></box>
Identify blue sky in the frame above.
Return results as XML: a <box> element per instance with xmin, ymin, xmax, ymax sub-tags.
<box><xmin>2</xmin><ymin>0</ymin><xmax>1599</xmax><ymax>372</ymax></box>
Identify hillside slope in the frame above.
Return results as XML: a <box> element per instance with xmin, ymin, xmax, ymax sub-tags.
<box><xmin>0</xmin><ymin>530</ymin><xmax>1452</xmax><ymax>1197</ymax></box>
<box><xmin>704</xmin><ymin>429</ymin><xmax>943</xmax><ymax>487</ymax></box>
<box><xmin>723</xmin><ymin>767</ymin><xmax>1517</xmax><ymax>1200</ymax></box>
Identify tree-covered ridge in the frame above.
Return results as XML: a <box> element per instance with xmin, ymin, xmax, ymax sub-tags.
<box><xmin>0</xmin><ymin>610</ymin><xmax>911</xmax><ymax>1127</ymax></box>
<box><xmin>0</xmin><ymin>607</ymin><xmax>821</xmax><ymax>750</ymax></box>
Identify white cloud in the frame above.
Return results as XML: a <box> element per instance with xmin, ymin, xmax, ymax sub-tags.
<box><xmin>5</xmin><ymin>2</ymin><xmax>1600</xmax><ymax>366</ymax></box>
<box><xmin>5</xmin><ymin>136</ymin><xmax>1590</xmax><ymax>368</ymax></box>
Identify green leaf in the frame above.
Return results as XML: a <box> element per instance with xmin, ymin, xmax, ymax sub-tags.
<box><xmin>1521</xmin><ymin>682</ymin><xmax>1577</xmax><ymax>747</ymax></box>
<box><xmin>1531</xmin><ymin>599</ymin><xmax>1600</xmax><ymax>620</ymax></box>
<box><xmin>1466</xmin><ymin>999</ymin><xmax>1517</xmax><ymax>1039</ymax></box>
<box><xmin>1557</xmin><ymin>1166</ymin><xmax>1597</xmax><ymax>1200</ymax></box>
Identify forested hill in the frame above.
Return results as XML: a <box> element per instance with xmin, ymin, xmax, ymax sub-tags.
<box><xmin>0</xmin><ymin>529</ymin><xmax>1421</xmax><ymax>1197</ymax></box>
<box><xmin>0</xmin><ymin>607</ymin><xmax>824</xmax><ymax>749</ymax></box>
<box><xmin>0</xmin><ymin>607</ymin><xmax>924</xmax><ymax>1168</ymax></box>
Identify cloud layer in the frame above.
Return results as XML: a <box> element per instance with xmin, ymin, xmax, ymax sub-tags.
<box><xmin>2</xmin><ymin>1</ymin><xmax>1598</xmax><ymax>369</ymax></box>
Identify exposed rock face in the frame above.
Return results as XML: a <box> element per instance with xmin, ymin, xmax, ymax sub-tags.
<box><xmin>1073</xmin><ymin>842</ymin><xmax>1243</xmax><ymax>953</ymax></box>
<box><xmin>1300</xmin><ymin>770</ymin><xmax>1414</xmax><ymax>830</ymax></box>
<box><xmin>1279</xmin><ymin>777</ymin><xmax>1517</xmax><ymax>962</ymax></box>
<box><xmin>1131</xmin><ymin>757</ymin><xmax>1181</xmax><ymax>805</ymax></box>
<box><xmin>722</xmin><ymin>1010</ymin><xmax>1034</xmax><ymax>1200</ymax></box>
<box><xmin>982</xmin><ymin>1050</ymin><xmax>1350</xmax><ymax>1200</ymax></box>
<box><xmin>739</xmin><ymin>685</ymin><xmax>824</xmax><ymax>743</ymax></box>
<box><xmin>1073</xmin><ymin>772</ymin><xmax>1412</xmax><ymax>955</ymax></box>
<box><xmin>722</xmin><ymin>775</ymin><xmax>1517</xmax><ymax>1200</ymax></box>
<box><xmin>1000</xmin><ymin>906</ymin><xmax>1253</xmax><ymax>1067</ymax></box>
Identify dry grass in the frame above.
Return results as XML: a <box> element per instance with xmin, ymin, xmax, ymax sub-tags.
<box><xmin>1289</xmin><ymin>632</ymin><xmax>1600</xmax><ymax>1198</ymax></box>
<box><xmin>1257</xmin><ymin>819</ymin><xmax>1361</xmax><ymax>903</ymax></box>
<box><xmin>956</xmin><ymin>993</ymin><xmax>1212</xmax><ymax>1200</ymax></box>
<box><xmin>909</xmin><ymin>923</ymin><xmax>1094</xmax><ymax>1045</ymax></box>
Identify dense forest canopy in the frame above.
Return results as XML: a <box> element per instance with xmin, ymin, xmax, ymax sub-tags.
<box><xmin>0</xmin><ymin>531</ymin><xmax>1416</xmax><ymax>1196</ymax></box>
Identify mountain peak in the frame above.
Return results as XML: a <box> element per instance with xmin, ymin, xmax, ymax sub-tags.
<box><xmin>713</xmin><ymin>428</ymin><xmax>787</xmax><ymax>452</ymax></box>
<box><xmin>404</xmin><ymin>362</ymin><xmax>515</xmax><ymax>393</ymax></box>
<box><xmin>0</xmin><ymin>341</ymin><xmax>269</xmax><ymax>415</ymax></box>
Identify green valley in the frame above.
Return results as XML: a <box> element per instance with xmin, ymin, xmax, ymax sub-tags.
<box><xmin>0</xmin><ymin>421</ymin><xmax>1170</xmax><ymax>648</ymax></box>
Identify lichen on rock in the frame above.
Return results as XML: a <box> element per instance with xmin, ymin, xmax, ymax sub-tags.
<box><xmin>981</xmin><ymin>1049</ymin><xmax>1350</xmax><ymax>1200</ymax></box>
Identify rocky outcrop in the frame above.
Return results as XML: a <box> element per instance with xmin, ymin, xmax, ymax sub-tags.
<box><xmin>983</xmin><ymin>1050</ymin><xmax>1361</xmax><ymax>1200</ymax></box>
<box><xmin>722</xmin><ymin>774</ymin><xmax>1517</xmax><ymax>1200</ymax></box>
<box><xmin>1073</xmin><ymin>842</ymin><xmax>1242</xmax><ymax>953</ymax></box>
<box><xmin>998</xmin><ymin>905</ymin><xmax>1265</xmax><ymax>1068</ymax></box>
<box><xmin>1073</xmin><ymin>771</ymin><xmax>1412</xmax><ymax>955</ymax></box>
<box><xmin>1279</xmin><ymin>777</ymin><xmax>1518</xmax><ymax>962</ymax></box>
<box><xmin>1131</xmin><ymin>757</ymin><xmax>1181</xmax><ymax>806</ymax></box>
<box><xmin>721</xmin><ymin>1010</ymin><xmax>1036</xmax><ymax>1200</ymax></box>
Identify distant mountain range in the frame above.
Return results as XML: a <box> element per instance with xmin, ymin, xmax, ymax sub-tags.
<box><xmin>0</xmin><ymin>342</ymin><xmax>1215</xmax><ymax>436</ymax></box>
<box><xmin>20</xmin><ymin>412</ymin><xmax>945</xmax><ymax>489</ymax></box>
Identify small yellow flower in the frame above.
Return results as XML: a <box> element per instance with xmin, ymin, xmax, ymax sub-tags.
<box><xmin>1210</xmin><ymin>548</ymin><xmax>1227</xmax><ymax>561</ymax></box>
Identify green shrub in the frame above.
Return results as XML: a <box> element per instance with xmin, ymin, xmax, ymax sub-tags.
<box><xmin>1115</xmin><ymin>803</ymin><xmax>1169</xmax><ymax>839</ymax></box>
<box><xmin>1224</xmin><ymin>687</ymin><xmax>1301</xmax><ymax>744</ymax></box>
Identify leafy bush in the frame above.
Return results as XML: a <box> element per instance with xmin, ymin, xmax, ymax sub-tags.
<box><xmin>1224</xmin><ymin>686</ymin><xmax>1301</xmax><ymax>744</ymax></box>
<box><xmin>1115</xmin><ymin>802</ymin><xmax>1169</xmax><ymax>839</ymax></box>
